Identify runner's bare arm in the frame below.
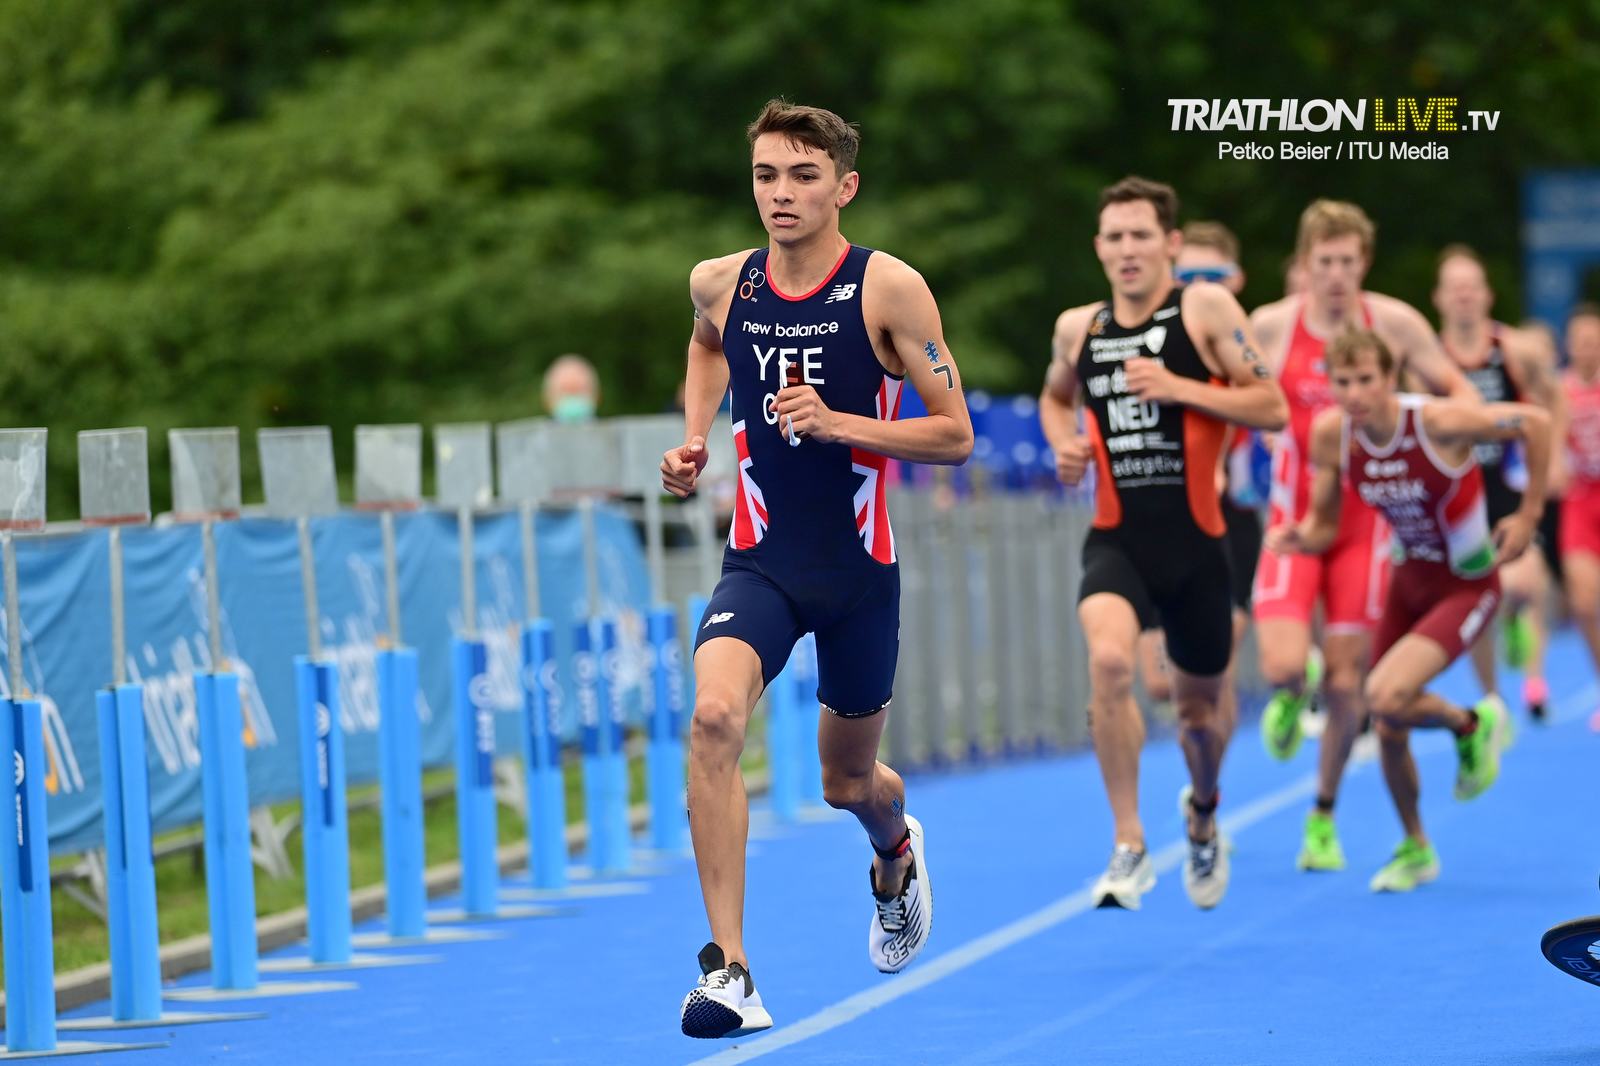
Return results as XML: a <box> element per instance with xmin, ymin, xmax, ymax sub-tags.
<box><xmin>1427</xmin><ymin>401</ymin><xmax>1552</xmax><ymax>518</ymax></box>
<box><xmin>1269</xmin><ymin>408</ymin><xmax>1343</xmax><ymax>555</ymax></box>
<box><xmin>1428</xmin><ymin>399</ymin><xmax>1551</xmax><ymax>562</ymax></box>
<box><xmin>771</xmin><ymin>256</ymin><xmax>973</xmax><ymax>464</ymax></box>
<box><xmin>1375</xmin><ymin>296</ymin><xmax>1477</xmax><ymax>401</ymax></box>
<box><xmin>1506</xmin><ymin>327</ymin><xmax>1568</xmax><ymax>492</ymax></box>
<box><xmin>1248</xmin><ymin>298</ymin><xmax>1294</xmax><ymax>375</ymax></box>
<box><xmin>1125</xmin><ymin>284</ymin><xmax>1287</xmax><ymax>430</ymax></box>
<box><xmin>662</xmin><ymin>254</ymin><xmax>740</xmax><ymax>498</ymax></box>
<box><xmin>1040</xmin><ymin>305</ymin><xmax>1095</xmax><ymax>486</ymax></box>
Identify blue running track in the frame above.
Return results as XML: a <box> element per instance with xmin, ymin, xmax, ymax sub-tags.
<box><xmin>33</xmin><ymin>631</ymin><xmax>1600</xmax><ymax>1064</ymax></box>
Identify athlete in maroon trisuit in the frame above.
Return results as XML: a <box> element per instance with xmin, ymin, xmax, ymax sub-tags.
<box><xmin>1268</xmin><ymin>328</ymin><xmax>1550</xmax><ymax>892</ymax></box>
<box><xmin>1249</xmin><ymin>200</ymin><xmax>1475</xmax><ymax>875</ymax></box>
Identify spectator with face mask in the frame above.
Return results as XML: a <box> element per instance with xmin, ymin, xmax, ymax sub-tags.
<box><xmin>543</xmin><ymin>353</ymin><xmax>601</xmax><ymax>423</ymax></box>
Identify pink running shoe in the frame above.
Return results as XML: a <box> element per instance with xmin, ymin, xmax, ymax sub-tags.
<box><xmin>1524</xmin><ymin>677</ymin><xmax>1549</xmax><ymax>723</ymax></box>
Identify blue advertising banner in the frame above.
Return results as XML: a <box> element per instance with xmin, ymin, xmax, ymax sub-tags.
<box><xmin>0</xmin><ymin>506</ymin><xmax>651</xmax><ymax>854</ymax></box>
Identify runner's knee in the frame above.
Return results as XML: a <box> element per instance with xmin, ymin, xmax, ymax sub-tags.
<box><xmin>1321</xmin><ymin>666</ymin><xmax>1363</xmax><ymax>714</ymax></box>
<box><xmin>1087</xmin><ymin>640</ymin><xmax>1135</xmax><ymax>696</ymax></box>
<box><xmin>1374</xmin><ymin>714</ymin><xmax>1410</xmax><ymax>745</ymax></box>
<box><xmin>690</xmin><ymin>691</ymin><xmax>748</xmax><ymax>754</ymax></box>
<box><xmin>1174</xmin><ymin>692</ymin><xmax>1220</xmax><ymax>732</ymax></box>
<box><xmin>1364</xmin><ymin>677</ymin><xmax>1415</xmax><ymax>722</ymax></box>
<box><xmin>820</xmin><ymin>764</ymin><xmax>874</xmax><ymax>812</ymax></box>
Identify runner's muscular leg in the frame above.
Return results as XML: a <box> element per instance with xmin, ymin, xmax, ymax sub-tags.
<box><xmin>1316</xmin><ymin>631</ymin><xmax>1370</xmax><ymax>805</ymax></box>
<box><xmin>818</xmin><ymin>705</ymin><xmax>910</xmax><ymax>892</ymax></box>
<box><xmin>1256</xmin><ymin>617</ymin><xmax>1313</xmax><ymax>694</ymax></box>
<box><xmin>1365</xmin><ymin>634</ymin><xmax>1458</xmax><ymax>845</ymax></box>
<box><xmin>688</xmin><ymin>637</ymin><xmax>767</xmax><ymax>970</ymax></box>
<box><xmin>1215</xmin><ymin>608</ymin><xmax>1249</xmax><ymax>745</ymax></box>
<box><xmin>1364</xmin><ymin>634</ymin><xmax>1463</xmax><ymax>731</ymax></box>
<box><xmin>1171</xmin><ymin>665</ymin><xmax>1226</xmax><ymax>843</ymax></box>
<box><xmin>1081</xmin><ymin>593</ymin><xmax>1145</xmax><ymax>851</ymax></box>
<box><xmin>1565</xmin><ymin>552</ymin><xmax>1600</xmax><ymax>673</ymax></box>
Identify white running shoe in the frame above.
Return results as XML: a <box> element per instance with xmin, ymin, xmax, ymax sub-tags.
<box><xmin>1183</xmin><ymin>832</ymin><xmax>1231</xmax><ymax>910</ymax></box>
<box><xmin>680</xmin><ymin>942</ymin><xmax>773</xmax><ymax>1039</ymax></box>
<box><xmin>868</xmin><ymin>814</ymin><xmax>933</xmax><ymax>973</ymax></box>
<box><xmin>1093</xmin><ymin>844</ymin><xmax>1155</xmax><ymax>910</ymax></box>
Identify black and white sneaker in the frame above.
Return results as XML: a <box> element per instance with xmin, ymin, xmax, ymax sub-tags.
<box><xmin>869</xmin><ymin>814</ymin><xmax>933</xmax><ymax>973</ymax></box>
<box><xmin>1183</xmin><ymin>832</ymin><xmax>1231</xmax><ymax>910</ymax></box>
<box><xmin>679</xmin><ymin>942</ymin><xmax>773</xmax><ymax>1039</ymax></box>
<box><xmin>1093</xmin><ymin>844</ymin><xmax>1155</xmax><ymax>910</ymax></box>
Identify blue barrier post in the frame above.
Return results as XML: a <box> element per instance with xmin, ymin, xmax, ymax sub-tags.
<box><xmin>453</xmin><ymin>636</ymin><xmax>497</xmax><ymax>915</ymax></box>
<box><xmin>296</xmin><ymin>658</ymin><xmax>352</xmax><ymax>962</ymax></box>
<box><xmin>595</xmin><ymin>617</ymin><xmax>631</xmax><ymax>873</ymax></box>
<box><xmin>521</xmin><ymin>618</ymin><xmax>567</xmax><ymax>889</ymax></box>
<box><xmin>197</xmin><ymin>672</ymin><xmax>257</xmax><ymax>989</ymax></box>
<box><xmin>574</xmin><ymin>620</ymin><xmax>610</xmax><ymax>872</ymax></box>
<box><xmin>2</xmin><ymin>698</ymin><xmax>57</xmax><ymax>1051</ymax></box>
<box><xmin>98</xmin><ymin>685</ymin><xmax>162</xmax><ymax>1022</ymax></box>
<box><xmin>794</xmin><ymin>635</ymin><xmax>825</xmax><ymax>807</ymax></box>
<box><xmin>645</xmin><ymin>606</ymin><xmax>686</xmax><ymax>852</ymax></box>
<box><xmin>767</xmin><ymin>657</ymin><xmax>799</xmax><ymax>824</ymax></box>
<box><xmin>683</xmin><ymin>594</ymin><xmax>709</xmax><ymax>731</ymax></box>
<box><xmin>376</xmin><ymin>647</ymin><xmax>424</xmax><ymax>937</ymax></box>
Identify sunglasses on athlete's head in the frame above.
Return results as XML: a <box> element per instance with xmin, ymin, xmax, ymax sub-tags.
<box><xmin>1174</xmin><ymin>263</ymin><xmax>1239</xmax><ymax>285</ymax></box>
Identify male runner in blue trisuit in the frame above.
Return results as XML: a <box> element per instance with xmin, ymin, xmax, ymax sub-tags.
<box><xmin>661</xmin><ymin>99</ymin><xmax>973</xmax><ymax>1039</ymax></box>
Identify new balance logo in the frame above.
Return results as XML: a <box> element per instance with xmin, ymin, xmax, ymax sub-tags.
<box><xmin>703</xmin><ymin>612</ymin><xmax>735</xmax><ymax>629</ymax></box>
<box><xmin>825</xmin><ymin>284</ymin><xmax>857</xmax><ymax>304</ymax></box>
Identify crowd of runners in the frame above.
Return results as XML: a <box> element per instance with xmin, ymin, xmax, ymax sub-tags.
<box><xmin>665</xmin><ymin>99</ymin><xmax>1600</xmax><ymax>1039</ymax></box>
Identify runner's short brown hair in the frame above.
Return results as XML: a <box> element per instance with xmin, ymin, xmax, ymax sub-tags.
<box><xmin>747</xmin><ymin>99</ymin><xmax>860</xmax><ymax>176</ymax></box>
<box><xmin>1296</xmin><ymin>199</ymin><xmax>1376</xmax><ymax>261</ymax></box>
<box><xmin>1099</xmin><ymin>176</ymin><xmax>1179</xmax><ymax>232</ymax></box>
<box><xmin>1182</xmin><ymin>221</ymin><xmax>1239</xmax><ymax>262</ymax></box>
<box><xmin>1327</xmin><ymin>327</ymin><xmax>1396</xmax><ymax>375</ymax></box>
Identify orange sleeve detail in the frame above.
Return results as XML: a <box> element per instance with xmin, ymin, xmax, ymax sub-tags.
<box><xmin>1084</xmin><ymin>414</ymin><xmax>1122</xmax><ymax>530</ymax></box>
<box><xmin>1183</xmin><ymin>383</ymin><xmax>1228</xmax><ymax>537</ymax></box>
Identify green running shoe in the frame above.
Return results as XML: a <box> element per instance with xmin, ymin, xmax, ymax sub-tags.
<box><xmin>1260</xmin><ymin>648</ymin><xmax>1323</xmax><ymax>761</ymax></box>
<box><xmin>1481</xmin><ymin>693</ymin><xmax>1514</xmax><ymax>752</ymax></box>
<box><xmin>1503</xmin><ymin>612</ymin><xmax>1531</xmax><ymax>670</ymax></box>
<box><xmin>1454</xmin><ymin>698</ymin><xmax>1503</xmax><ymax>800</ymax></box>
<box><xmin>1369</xmin><ymin>837</ymin><xmax>1440</xmax><ymax>893</ymax></box>
<box><xmin>1296</xmin><ymin>811</ymin><xmax>1346</xmax><ymax>871</ymax></box>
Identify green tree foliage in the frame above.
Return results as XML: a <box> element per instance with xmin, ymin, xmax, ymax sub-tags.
<box><xmin>0</xmin><ymin>0</ymin><xmax>1595</xmax><ymax>513</ymax></box>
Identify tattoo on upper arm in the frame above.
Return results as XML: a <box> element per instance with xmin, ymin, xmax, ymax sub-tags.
<box><xmin>1233</xmin><ymin>328</ymin><xmax>1255</xmax><ymax>359</ymax></box>
<box><xmin>1495</xmin><ymin>414</ymin><xmax>1524</xmax><ymax>432</ymax></box>
<box><xmin>1233</xmin><ymin>326</ymin><xmax>1267</xmax><ymax>375</ymax></box>
<box><xmin>924</xmin><ymin>340</ymin><xmax>954</xmax><ymax>389</ymax></box>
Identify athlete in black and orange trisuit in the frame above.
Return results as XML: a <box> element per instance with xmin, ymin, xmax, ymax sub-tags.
<box><xmin>1433</xmin><ymin>245</ymin><xmax>1565</xmax><ymax>722</ymax></box>
<box><xmin>1269</xmin><ymin>329</ymin><xmax>1549</xmax><ymax>892</ymax></box>
<box><xmin>1040</xmin><ymin>177</ymin><xmax>1287</xmax><ymax>912</ymax></box>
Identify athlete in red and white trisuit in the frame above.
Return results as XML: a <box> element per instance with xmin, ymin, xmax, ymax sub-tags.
<box><xmin>1558</xmin><ymin>305</ymin><xmax>1600</xmax><ymax>728</ymax></box>
<box><xmin>1248</xmin><ymin>200</ymin><xmax>1476</xmax><ymax>873</ymax></box>
<box><xmin>1268</xmin><ymin>328</ymin><xmax>1550</xmax><ymax>892</ymax></box>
